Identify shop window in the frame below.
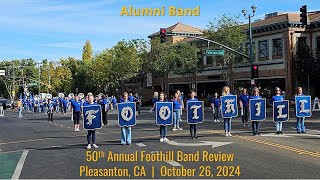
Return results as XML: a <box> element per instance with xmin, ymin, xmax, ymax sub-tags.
<box><xmin>272</xmin><ymin>38</ymin><xmax>283</xmax><ymax>59</ymax></box>
<box><xmin>259</xmin><ymin>40</ymin><xmax>269</xmax><ymax>61</ymax></box>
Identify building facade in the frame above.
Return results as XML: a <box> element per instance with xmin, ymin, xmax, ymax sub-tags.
<box><xmin>141</xmin><ymin>11</ymin><xmax>320</xmax><ymax>104</ymax></box>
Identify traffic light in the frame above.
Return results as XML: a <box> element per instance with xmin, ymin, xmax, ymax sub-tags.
<box><xmin>252</xmin><ymin>65</ymin><xmax>259</xmax><ymax>78</ymax></box>
<box><xmin>300</xmin><ymin>5</ymin><xmax>307</xmax><ymax>25</ymax></box>
<box><xmin>160</xmin><ymin>28</ymin><xmax>166</xmax><ymax>43</ymax></box>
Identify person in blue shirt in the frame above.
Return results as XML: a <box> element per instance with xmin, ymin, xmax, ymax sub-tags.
<box><xmin>157</xmin><ymin>92</ymin><xmax>170</xmax><ymax>142</ymax></box>
<box><xmin>71</xmin><ymin>96</ymin><xmax>83</xmax><ymax>131</ymax></box>
<box><xmin>128</xmin><ymin>93</ymin><xmax>134</xmax><ymax>102</ymax></box>
<box><xmin>222</xmin><ymin>86</ymin><xmax>233</xmax><ymax>137</ymax></box>
<box><xmin>250</xmin><ymin>87</ymin><xmax>263</xmax><ymax>135</ymax></box>
<box><xmin>62</xmin><ymin>97</ymin><xmax>68</xmax><ymax>115</ymax></box>
<box><xmin>211</xmin><ymin>92</ymin><xmax>221</xmax><ymax>123</ymax></box>
<box><xmin>83</xmin><ymin>93</ymin><xmax>99</xmax><ymax>149</ymax></box>
<box><xmin>150</xmin><ymin>92</ymin><xmax>159</xmax><ymax>113</ymax></box>
<box><xmin>270</xmin><ymin>87</ymin><xmax>285</xmax><ymax>135</ymax></box>
<box><xmin>47</xmin><ymin>98</ymin><xmax>54</xmax><ymax>122</ymax></box>
<box><xmin>100</xmin><ymin>94</ymin><xmax>109</xmax><ymax>126</ymax></box>
<box><xmin>134</xmin><ymin>93</ymin><xmax>142</xmax><ymax>116</ymax></box>
<box><xmin>290</xmin><ymin>87</ymin><xmax>306</xmax><ymax>133</ymax></box>
<box><xmin>172</xmin><ymin>92</ymin><xmax>183</xmax><ymax>131</ymax></box>
<box><xmin>239</xmin><ymin>88</ymin><xmax>250</xmax><ymax>127</ymax></box>
<box><xmin>188</xmin><ymin>90</ymin><xmax>199</xmax><ymax>139</ymax></box>
<box><xmin>120</xmin><ymin>92</ymin><xmax>132</xmax><ymax>145</ymax></box>
<box><xmin>112</xmin><ymin>96</ymin><xmax>117</xmax><ymax>111</ymax></box>
<box><xmin>176</xmin><ymin>90</ymin><xmax>184</xmax><ymax>122</ymax></box>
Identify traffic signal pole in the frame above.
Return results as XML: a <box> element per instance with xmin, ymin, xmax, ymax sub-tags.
<box><xmin>249</xmin><ymin>15</ymin><xmax>254</xmax><ymax>94</ymax></box>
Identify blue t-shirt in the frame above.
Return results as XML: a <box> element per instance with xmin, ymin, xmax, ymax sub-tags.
<box><xmin>187</xmin><ymin>98</ymin><xmax>198</xmax><ymax>102</ymax></box>
<box><xmin>152</xmin><ymin>98</ymin><xmax>158</xmax><ymax>105</ymax></box>
<box><xmin>172</xmin><ymin>99</ymin><xmax>181</xmax><ymax>109</ymax></box>
<box><xmin>291</xmin><ymin>94</ymin><xmax>305</xmax><ymax>101</ymax></box>
<box><xmin>239</xmin><ymin>94</ymin><xmax>250</xmax><ymax>107</ymax></box>
<box><xmin>129</xmin><ymin>95</ymin><xmax>134</xmax><ymax>102</ymax></box>
<box><xmin>71</xmin><ymin>100</ymin><xmax>82</xmax><ymax>112</ymax></box>
<box><xmin>211</xmin><ymin>97</ymin><xmax>220</xmax><ymax>107</ymax></box>
<box><xmin>83</xmin><ymin>102</ymin><xmax>98</xmax><ymax>106</ymax></box>
<box><xmin>250</xmin><ymin>95</ymin><xmax>262</xmax><ymax>99</ymax></box>
<box><xmin>62</xmin><ymin>99</ymin><xmax>68</xmax><ymax>106</ymax></box>
<box><xmin>270</xmin><ymin>95</ymin><xmax>284</xmax><ymax>105</ymax></box>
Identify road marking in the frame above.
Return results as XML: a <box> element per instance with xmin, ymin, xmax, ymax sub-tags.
<box><xmin>136</xmin><ymin>143</ymin><xmax>146</xmax><ymax>147</ymax></box>
<box><xmin>165</xmin><ymin>140</ymin><xmax>232</xmax><ymax>148</ymax></box>
<box><xmin>166</xmin><ymin>161</ymin><xmax>182</xmax><ymax>166</ymax></box>
<box><xmin>261</xmin><ymin>133</ymin><xmax>292</xmax><ymax>137</ymax></box>
<box><xmin>234</xmin><ymin>135</ymin><xmax>320</xmax><ymax>158</ymax></box>
<box><xmin>11</xmin><ymin>150</ymin><xmax>29</xmax><ymax>179</ymax></box>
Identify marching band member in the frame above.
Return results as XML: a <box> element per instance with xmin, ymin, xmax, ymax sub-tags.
<box><xmin>149</xmin><ymin>92</ymin><xmax>158</xmax><ymax>113</ymax></box>
<box><xmin>62</xmin><ymin>97</ymin><xmax>68</xmax><ymax>115</ymax></box>
<box><xmin>134</xmin><ymin>93</ymin><xmax>142</xmax><ymax>116</ymax></box>
<box><xmin>239</xmin><ymin>88</ymin><xmax>250</xmax><ymax>127</ymax></box>
<box><xmin>100</xmin><ymin>94</ymin><xmax>109</xmax><ymax>126</ymax></box>
<box><xmin>84</xmin><ymin>93</ymin><xmax>99</xmax><ymax>149</ymax></box>
<box><xmin>290</xmin><ymin>87</ymin><xmax>306</xmax><ymax>133</ymax></box>
<box><xmin>120</xmin><ymin>92</ymin><xmax>132</xmax><ymax>145</ymax></box>
<box><xmin>211</xmin><ymin>92</ymin><xmax>221</xmax><ymax>122</ymax></box>
<box><xmin>250</xmin><ymin>87</ymin><xmax>262</xmax><ymax>135</ymax></box>
<box><xmin>222</xmin><ymin>86</ymin><xmax>233</xmax><ymax>137</ymax></box>
<box><xmin>47</xmin><ymin>98</ymin><xmax>54</xmax><ymax>123</ymax></box>
<box><xmin>188</xmin><ymin>90</ymin><xmax>198</xmax><ymax>139</ymax></box>
<box><xmin>71</xmin><ymin>95</ymin><xmax>82</xmax><ymax>131</ymax></box>
<box><xmin>129</xmin><ymin>92</ymin><xmax>134</xmax><ymax>102</ymax></box>
<box><xmin>172</xmin><ymin>92</ymin><xmax>183</xmax><ymax>131</ymax></box>
<box><xmin>270</xmin><ymin>87</ymin><xmax>285</xmax><ymax>135</ymax></box>
<box><xmin>158</xmin><ymin>92</ymin><xmax>170</xmax><ymax>142</ymax></box>
<box><xmin>177</xmin><ymin>90</ymin><xmax>184</xmax><ymax>122</ymax></box>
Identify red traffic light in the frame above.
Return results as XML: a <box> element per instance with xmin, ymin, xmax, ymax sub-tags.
<box><xmin>253</xmin><ymin>65</ymin><xmax>258</xmax><ymax>70</ymax></box>
<box><xmin>161</xmin><ymin>29</ymin><xmax>166</xmax><ymax>34</ymax></box>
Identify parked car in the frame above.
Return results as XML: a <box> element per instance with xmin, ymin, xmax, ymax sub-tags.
<box><xmin>0</xmin><ymin>99</ymin><xmax>11</xmax><ymax>108</ymax></box>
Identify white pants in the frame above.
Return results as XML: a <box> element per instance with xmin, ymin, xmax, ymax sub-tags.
<box><xmin>0</xmin><ymin>106</ymin><xmax>4</xmax><ymax>116</ymax></box>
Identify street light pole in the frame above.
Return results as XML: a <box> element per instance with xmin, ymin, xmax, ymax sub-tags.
<box><xmin>242</xmin><ymin>5</ymin><xmax>256</xmax><ymax>94</ymax></box>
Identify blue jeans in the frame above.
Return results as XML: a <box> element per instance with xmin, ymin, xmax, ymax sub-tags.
<box><xmin>275</xmin><ymin>122</ymin><xmax>283</xmax><ymax>131</ymax></box>
<box><xmin>121</xmin><ymin>126</ymin><xmax>132</xmax><ymax>144</ymax></box>
<box><xmin>252</xmin><ymin>121</ymin><xmax>260</xmax><ymax>134</ymax></box>
<box><xmin>296</xmin><ymin>117</ymin><xmax>305</xmax><ymax>132</ymax></box>
<box><xmin>160</xmin><ymin>125</ymin><xmax>167</xmax><ymax>138</ymax></box>
<box><xmin>173</xmin><ymin>109</ymin><xmax>181</xmax><ymax>128</ymax></box>
<box><xmin>224</xmin><ymin>118</ymin><xmax>232</xmax><ymax>132</ymax></box>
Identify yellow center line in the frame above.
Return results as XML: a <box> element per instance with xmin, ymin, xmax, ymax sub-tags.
<box><xmin>233</xmin><ymin>135</ymin><xmax>320</xmax><ymax>158</ymax></box>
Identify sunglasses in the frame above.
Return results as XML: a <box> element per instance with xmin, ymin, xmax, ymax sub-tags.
<box><xmin>276</xmin><ymin>89</ymin><xmax>281</xmax><ymax>91</ymax></box>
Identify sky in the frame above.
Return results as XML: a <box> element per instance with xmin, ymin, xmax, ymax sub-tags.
<box><xmin>0</xmin><ymin>0</ymin><xmax>319</xmax><ymax>61</ymax></box>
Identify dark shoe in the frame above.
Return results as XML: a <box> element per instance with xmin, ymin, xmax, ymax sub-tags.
<box><xmin>191</xmin><ymin>136</ymin><xmax>194</xmax><ymax>139</ymax></box>
<box><xmin>276</xmin><ymin>131</ymin><xmax>280</xmax><ymax>134</ymax></box>
<box><xmin>297</xmin><ymin>131</ymin><xmax>301</xmax><ymax>134</ymax></box>
<box><xmin>280</xmin><ymin>131</ymin><xmax>283</xmax><ymax>134</ymax></box>
<box><xmin>302</xmin><ymin>131</ymin><xmax>306</xmax><ymax>133</ymax></box>
<box><xmin>194</xmin><ymin>135</ymin><xmax>198</xmax><ymax>139</ymax></box>
<box><xmin>257</xmin><ymin>133</ymin><xmax>261</xmax><ymax>135</ymax></box>
<box><xmin>253</xmin><ymin>133</ymin><xmax>257</xmax><ymax>136</ymax></box>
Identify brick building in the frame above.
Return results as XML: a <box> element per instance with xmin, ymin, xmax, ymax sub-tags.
<box><xmin>140</xmin><ymin>11</ymin><xmax>320</xmax><ymax>104</ymax></box>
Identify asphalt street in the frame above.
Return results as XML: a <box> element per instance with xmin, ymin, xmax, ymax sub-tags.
<box><xmin>0</xmin><ymin>108</ymin><xmax>320</xmax><ymax>179</ymax></box>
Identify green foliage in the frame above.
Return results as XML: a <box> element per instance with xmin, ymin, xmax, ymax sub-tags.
<box><xmin>82</xmin><ymin>40</ymin><xmax>93</xmax><ymax>63</ymax></box>
<box><xmin>294</xmin><ymin>44</ymin><xmax>320</xmax><ymax>88</ymax></box>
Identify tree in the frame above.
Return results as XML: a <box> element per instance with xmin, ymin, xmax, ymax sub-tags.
<box><xmin>173</xmin><ymin>42</ymin><xmax>202</xmax><ymax>90</ymax></box>
<box><xmin>82</xmin><ymin>40</ymin><xmax>93</xmax><ymax>63</ymax></box>
<box><xmin>144</xmin><ymin>38</ymin><xmax>177</xmax><ymax>92</ymax></box>
<box><xmin>204</xmin><ymin>14</ymin><xmax>247</xmax><ymax>91</ymax></box>
<box><xmin>294</xmin><ymin>43</ymin><xmax>320</xmax><ymax>95</ymax></box>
